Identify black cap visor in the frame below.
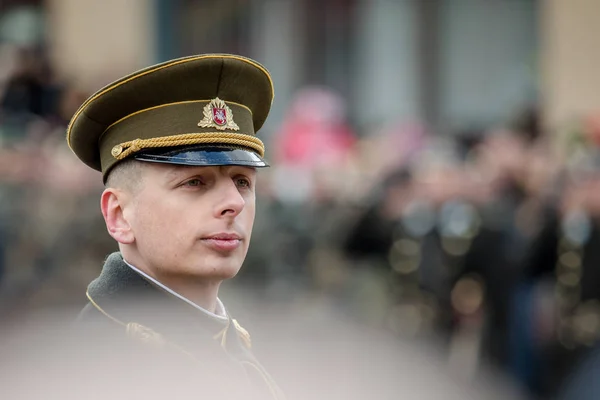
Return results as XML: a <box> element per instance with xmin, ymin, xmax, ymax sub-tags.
<box><xmin>133</xmin><ymin>145</ymin><xmax>269</xmax><ymax>168</ymax></box>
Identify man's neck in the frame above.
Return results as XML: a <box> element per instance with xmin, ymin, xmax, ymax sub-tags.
<box><xmin>122</xmin><ymin>257</ymin><xmax>222</xmax><ymax>314</ymax></box>
<box><xmin>158</xmin><ymin>275</ymin><xmax>221</xmax><ymax>313</ymax></box>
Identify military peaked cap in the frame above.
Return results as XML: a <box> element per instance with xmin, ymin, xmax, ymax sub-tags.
<box><xmin>67</xmin><ymin>54</ymin><xmax>274</xmax><ymax>181</ymax></box>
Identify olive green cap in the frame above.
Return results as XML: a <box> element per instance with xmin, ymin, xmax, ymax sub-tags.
<box><xmin>66</xmin><ymin>54</ymin><xmax>274</xmax><ymax>180</ymax></box>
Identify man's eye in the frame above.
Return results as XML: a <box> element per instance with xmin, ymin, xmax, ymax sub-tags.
<box><xmin>184</xmin><ymin>179</ymin><xmax>202</xmax><ymax>187</ymax></box>
<box><xmin>236</xmin><ymin>178</ymin><xmax>251</xmax><ymax>188</ymax></box>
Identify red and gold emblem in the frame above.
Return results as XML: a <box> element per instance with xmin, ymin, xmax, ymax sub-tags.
<box><xmin>212</xmin><ymin>107</ymin><xmax>227</xmax><ymax>126</ymax></box>
<box><xmin>198</xmin><ymin>97</ymin><xmax>239</xmax><ymax>131</ymax></box>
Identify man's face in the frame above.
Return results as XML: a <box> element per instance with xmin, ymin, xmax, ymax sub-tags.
<box><xmin>124</xmin><ymin>163</ymin><xmax>256</xmax><ymax>282</ymax></box>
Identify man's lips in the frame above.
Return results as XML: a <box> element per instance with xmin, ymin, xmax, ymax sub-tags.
<box><xmin>204</xmin><ymin>233</ymin><xmax>242</xmax><ymax>240</ymax></box>
<box><xmin>201</xmin><ymin>233</ymin><xmax>242</xmax><ymax>252</ymax></box>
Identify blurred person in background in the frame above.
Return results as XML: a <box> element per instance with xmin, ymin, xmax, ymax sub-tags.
<box><xmin>272</xmin><ymin>86</ymin><xmax>356</xmax><ymax>204</ymax></box>
<box><xmin>0</xmin><ymin>44</ymin><xmax>83</xmax><ymax>311</ymax></box>
<box><xmin>65</xmin><ymin>54</ymin><xmax>284</xmax><ymax>400</ymax></box>
<box><xmin>0</xmin><ymin>43</ymin><xmax>104</xmax><ymax>317</ymax></box>
<box><xmin>514</xmin><ymin>113</ymin><xmax>600</xmax><ymax>398</ymax></box>
<box><xmin>552</xmin><ymin>158</ymin><xmax>600</xmax><ymax>400</ymax></box>
<box><xmin>0</xmin><ymin>46</ymin><xmax>52</xmax><ymax>291</ymax></box>
<box><xmin>252</xmin><ymin>86</ymin><xmax>357</xmax><ymax>300</ymax></box>
<box><xmin>339</xmin><ymin>107</ymin><xmax>560</xmax><ymax>390</ymax></box>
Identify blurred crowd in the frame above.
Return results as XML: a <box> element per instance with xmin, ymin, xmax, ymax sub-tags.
<box><xmin>242</xmin><ymin>86</ymin><xmax>600</xmax><ymax>399</ymax></box>
<box><xmin>0</xmin><ymin>45</ymin><xmax>109</xmax><ymax>317</ymax></box>
<box><xmin>1</xmin><ymin>47</ymin><xmax>600</xmax><ymax>399</ymax></box>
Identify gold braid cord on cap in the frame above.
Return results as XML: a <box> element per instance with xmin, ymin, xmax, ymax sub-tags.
<box><xmin>111</xmin><ymin>132</ymin><xmax>265</xmax><ymax>160</ymax></box>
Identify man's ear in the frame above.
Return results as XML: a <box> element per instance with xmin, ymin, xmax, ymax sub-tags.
<box><xmin>101</xmin><ymin>188</ymin><xmax>135</xmax><ymax>244</ymax></box>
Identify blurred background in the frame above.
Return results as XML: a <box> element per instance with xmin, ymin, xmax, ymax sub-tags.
<box><xmin>1</xmin><ymin>0</ymin><xmax>600</xmax><ymax>398</ymax></box>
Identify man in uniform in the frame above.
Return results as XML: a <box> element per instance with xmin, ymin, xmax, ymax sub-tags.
<box><xmin>66</xmin><ymin>54</ymin><xmax>284</xmax><ymax>399</ymax></box>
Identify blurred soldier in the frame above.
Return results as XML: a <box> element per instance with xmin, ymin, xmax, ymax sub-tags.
<box><xmin>518</xmin><ymin>151</ymin><xmax>600</xmax><ymax>398</ymax></box>
<box><xmin>65</xmin><ymin>54</ymin><xmax>284</xmax><ymax>399</ymax></box>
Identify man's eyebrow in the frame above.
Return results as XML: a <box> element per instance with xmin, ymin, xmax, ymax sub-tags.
<box><xmin>164</xmin><ymin>166</ymin><xmax>183</xmax><ymax>182</ymax></box>
<box><xmin>163</xmin><ymin>166</ymin><xmax>199</xmax><ymax>184</ymax></box>
<box><xmin>164</xmin><ymin>165</ymin><xmax>214</xmax><ymax>181</ymax></box>
<box><xmin>163</xmin><ymin>165</ymin><xmax>255</xmax><ymax>182</ymax></box>
<box><xmin>223</xmin><ymin>165</ymin><xmax>257</xmax><ymax>174</ymax></box>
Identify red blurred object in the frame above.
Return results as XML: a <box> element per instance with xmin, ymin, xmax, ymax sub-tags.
<box><xmin>274</xmin><ymin>87</ymin><xmax>356</xmax><ymax>168</ymax></box>
<box><xmin>584</xmin><ymin>112</ymin><xmax>600</xmax><ymax>147</ymax></box>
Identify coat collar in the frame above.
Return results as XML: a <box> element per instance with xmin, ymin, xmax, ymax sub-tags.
<box><xmin>85</xmin><ymin>252</ymin><xmax>284</xmax><ymax>400</ymax></box>
<box><xmin>86</xmin><ymin>252</ymin><xmax>247</xmax><ymax>355</ymax></box>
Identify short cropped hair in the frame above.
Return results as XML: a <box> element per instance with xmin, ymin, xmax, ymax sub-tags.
<box><xmin>105</xmin><ymin>158</ymin><xmax>144</xmax><ymax>193</ymax></box>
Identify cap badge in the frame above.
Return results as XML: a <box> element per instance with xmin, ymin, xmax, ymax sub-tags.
<box><xmin>198</xmin><ymin>97</ymin><xmax>240</xmax><ymax>131</ymax></box>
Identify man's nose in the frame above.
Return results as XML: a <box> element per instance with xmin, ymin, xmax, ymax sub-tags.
<box><xmin>215</xmin><ymin>180</ymin><xmax>245</xmax><ymax>217</ymax></box>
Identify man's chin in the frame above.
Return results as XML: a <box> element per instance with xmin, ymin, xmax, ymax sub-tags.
<box><xmin>186</xmin><ymin>263</ymin><xmax>242</xmax><ymax>281</ymax></box>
